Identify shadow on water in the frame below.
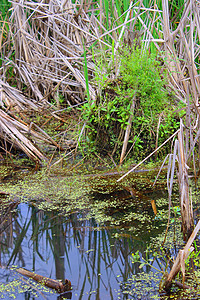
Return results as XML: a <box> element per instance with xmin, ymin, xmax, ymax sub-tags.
<box><xmin>0</xmin><ymin>170</ymin><xmax>199</xmax><ymax>299</ymax></box>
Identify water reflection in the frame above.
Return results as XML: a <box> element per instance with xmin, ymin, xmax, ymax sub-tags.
<box><xmin>0</xmin><ymin>193</ymin><xmax>198</xmax><ymax>300</ymax></box>
<box><xmin>0</xmin><ymin>198</ymin><xmax>166</xmax><ymax>300</ymax></box>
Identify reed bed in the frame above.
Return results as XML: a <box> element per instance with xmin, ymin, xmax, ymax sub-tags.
<box><xmin>3</xmin><ymin>0</ymin><xmax>198</xmax><ymax>105</ymax></box>
<box><xmin>0</xmin><ymin>0</ymin><xmax>199</xmax><ymax>165</ymax></box>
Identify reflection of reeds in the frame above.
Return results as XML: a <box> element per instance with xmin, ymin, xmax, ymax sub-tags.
<box><xmin>1</xmin><ymin>202</ymin><xmax>158</xmax><ymax>298</ymax></box>
<box><xmin>0</xmin><ymin>199</ymin><xmax>18</xmax><ymax>263</ymax></box>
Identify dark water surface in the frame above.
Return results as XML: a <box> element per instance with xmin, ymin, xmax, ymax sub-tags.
<box><xmin>0</xmin><ymin>169</ymin><xmax>199</xmax><ymax>299</ymax></box>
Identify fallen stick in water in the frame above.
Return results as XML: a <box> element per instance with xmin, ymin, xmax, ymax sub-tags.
<box><xmin>15</xmin><ymin>268</ymin><xmax>71</xmax><ymax>293</ymax></box>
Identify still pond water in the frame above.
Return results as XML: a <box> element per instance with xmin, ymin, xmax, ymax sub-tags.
<box><xmin>0</xmin><ymin>166</ymin><xmax>199</xmax><ymax>299</ymax></box>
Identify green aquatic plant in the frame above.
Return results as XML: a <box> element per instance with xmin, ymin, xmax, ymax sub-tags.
<box><xmin>185</xmin><ymin>240</ymin><xmax>200</xmax><ymax>269</ymax></box>
<box><xmin>171</xmin><ymin>205</ymin><xmax>181</xmax><ymax>224</ymax></box>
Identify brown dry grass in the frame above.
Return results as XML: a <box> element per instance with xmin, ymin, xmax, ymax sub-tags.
<box><xmin>0</xmin><ymin>0</ymin><xmax>199</xmax><ymax>165</ymax></box>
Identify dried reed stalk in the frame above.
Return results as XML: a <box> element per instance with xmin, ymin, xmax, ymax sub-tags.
<box><xmin>119</xmin><ymin>95</ymin><xmax>135</xmax><ymax>165</ymax></box>
<box><xmin>0</xmin><ymin>109</ymin><xmax>46</xmax><ymax>162</ymax></box>
<box><xmin>177</xmin><ymin>120</ymin><xmax>194</xmax><ymax>240</ymax></box>
<box><xmin>162</xmin><ymin>220</ymin><xmax>200</xmax><ymax>292</ymax></box>
<box><xmin>7</xmin><ymin>0</ymin><xmax>101</xmax><ymax>104</ymax></box>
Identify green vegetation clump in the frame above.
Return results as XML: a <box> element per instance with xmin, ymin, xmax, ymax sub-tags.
<box><xmin>80</xmin><ymin>46</ymin><xmax>182</xmax><ymax>160</ymax></box>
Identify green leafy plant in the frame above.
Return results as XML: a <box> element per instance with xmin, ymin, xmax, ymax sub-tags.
<box><xmin>186</xmin><ymin>240</ymin><xmax>200</xmax><ymax>269</ymax></box>
<box><xmin>50</xmin><ymin>93</ymin><xmax>65</xmax><ymax>107</ymax></box>
<box><xmin>171</xmin><ymin>205</ymin><xmax>181</xmax><ymax>224</ymax></box>
<box><xmin>131</xmin><ymin>248</ymin><xmax>165</xmax><ymax>273</ymax></box>
<box><xmin>79</xmin><ymin>45</ymin><xmax>181</xmax><ymax>159</ymax></box>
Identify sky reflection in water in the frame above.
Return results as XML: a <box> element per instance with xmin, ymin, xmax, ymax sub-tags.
<box><xmin>0</xmin><ymin>195</ymin><xmax>166</xmax><ymax>300</ymax></box>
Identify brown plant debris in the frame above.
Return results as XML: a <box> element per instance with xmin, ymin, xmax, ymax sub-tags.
<box><xmin>0</xmin><ymin>109</ymin><xmax>56</xmax><ymax>162</ymax></box>
<box><xmin>15</xmin><ymin>267</ymin><xmax>72</xmax><ymax>293</ymax></box>
<box><xmin>162</xmin><ymin>220</ymin><xmax>200</xmax><ymax>292</ymax></box>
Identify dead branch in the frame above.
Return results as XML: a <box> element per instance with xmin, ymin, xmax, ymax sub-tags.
<box><xmin>15</xmin><ymin>268</ymin><xmax>71</xmax><ymax>294</ymax></box>
<box><xmin>119</xmin><ymin>95</ymin><xmax>136</xmax><ymax>165</ymax></box>
<box><xmin>162</xmin><ymin>220</ymin><xmax>200</xmax><ymax>292</ymax></box>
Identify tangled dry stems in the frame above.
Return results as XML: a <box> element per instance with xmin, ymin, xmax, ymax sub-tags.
<box><xmin>0</xmin><ymin>0</ymin><xmax>199</xmax><ymax>162</ymax></box>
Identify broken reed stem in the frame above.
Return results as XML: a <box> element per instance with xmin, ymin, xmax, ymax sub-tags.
<box><xmin>163</xmin><ymin>220</ymin><xmax>200</xmax><ymax>292</ymax></box>
<box><xmin>117</xmin><ymin>129</ymin><xmax>180</xmax><ymax>182</ymax></box>
<box><xmin>119</xmin><ymin>96</ymin><xmax>135</xmax><ymax>165</ymax></box>
<box><xmin>178</xmin><ymin>121</ymin><xmax>194</xmax><ymax>240</ymax></box>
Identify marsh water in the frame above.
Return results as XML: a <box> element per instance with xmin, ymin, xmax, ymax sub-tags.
<box><xmin>0</xmin><ymin>165</ymin><xmax>199</xmax><ymax>299</ymax></box>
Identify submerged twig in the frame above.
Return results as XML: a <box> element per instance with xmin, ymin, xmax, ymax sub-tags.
<box><xmin>15</xmin><ymin>268</ymin><xmax>71</xmax><ymax>294</ymax></box>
